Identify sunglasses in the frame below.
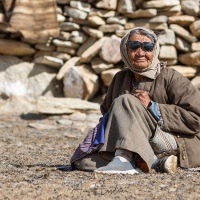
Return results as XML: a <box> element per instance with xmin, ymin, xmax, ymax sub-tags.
<box><xmin>127</xmin><ymin>41</ymin><xmax>155</xmax><ymax>52</ymax></box>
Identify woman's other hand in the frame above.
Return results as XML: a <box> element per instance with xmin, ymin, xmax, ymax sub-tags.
<box><xmin>133</xmin><ymin>89</ymin><xmax>151</xmax><ymax>108</ymax></box>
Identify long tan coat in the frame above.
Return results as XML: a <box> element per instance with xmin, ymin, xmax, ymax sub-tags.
<box><xmin>100</xmin><ymin>67</ymin><xmax>200</xmax><ymax>168</ymax></box>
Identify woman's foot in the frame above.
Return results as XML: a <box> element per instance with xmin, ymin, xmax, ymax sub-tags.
<box><xmin>152</xmin><ymin>155</ymin><xmax>177</xmax><ymax>173</ymax></box>
<box><xmin>94</xmin><ymin>156</ymin><xmax>142</xmax><ymax>174</ymax></box>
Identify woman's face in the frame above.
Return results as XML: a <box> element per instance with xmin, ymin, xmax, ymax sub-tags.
<box><xmin>127</xmin><ymin>34</ymin><xmax>155</xmax><ymax>70</ymax></box>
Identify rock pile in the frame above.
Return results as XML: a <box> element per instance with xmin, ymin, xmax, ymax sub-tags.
<box><xmin>0</xmin><ymin>0</ymin><xmax>200</xmax><ymax>105</ymax></box>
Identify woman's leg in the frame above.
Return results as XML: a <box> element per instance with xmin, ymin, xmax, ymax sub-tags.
<box><xmin>99</xmin><ymin>94</ymin><xmax>158</xmax><ymax>171</ymax></box>
<box><xmin>73</xmin><ymin>151</ymin><xmax>113</xmax><ymax>171</ymax></box>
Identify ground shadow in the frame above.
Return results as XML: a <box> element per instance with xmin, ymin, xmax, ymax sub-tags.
<box><xmin>20</xmin><ymin>113</ymin><xmax>49</xmax><ymax>120</ymax></box>
<box><xmin>10</xmin><ymin>163</ymin><xmax>72</xmax><ymax>171</ymax></box>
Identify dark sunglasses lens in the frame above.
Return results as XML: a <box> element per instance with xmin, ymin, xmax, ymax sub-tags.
<box><xmin>128</xmin><ymin>41</ymin><xmax>140</xmax><ymax>51</ymax></box>
<box><xmin>143</xmin><ymin>42</ymin><xmax>154</xmax><ymax>52</ymax></box>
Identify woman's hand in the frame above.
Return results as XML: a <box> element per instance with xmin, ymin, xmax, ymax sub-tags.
<box><xmin>133</xmin><ymin>89</ymin><xmax>151</xmax><ymax>108</ymax></box>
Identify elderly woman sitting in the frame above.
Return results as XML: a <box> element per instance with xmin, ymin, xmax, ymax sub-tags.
<box><xmin>70</xmin><ymin>27</ymin><xmax>200</xmax><ymax>174</ymax></box>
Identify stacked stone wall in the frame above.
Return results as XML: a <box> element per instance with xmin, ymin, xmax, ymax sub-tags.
<box><xmin>0</xmin><ymin>0</ymin><xmax>200</xmax><ymax>101</ymax></box>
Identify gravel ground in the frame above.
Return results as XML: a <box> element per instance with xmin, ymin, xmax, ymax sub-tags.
<box><xmin>0</xmin><ymin>113</ymin><xmax>200</xmax><ymax>200</ymax></box>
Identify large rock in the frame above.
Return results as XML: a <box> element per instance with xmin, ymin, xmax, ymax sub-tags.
<box><xmin>0</xmin><ymin>96</ymin><xmax>36</xmax><ymax>114</ymax></box>
<box><xmin>158</xmin><ymin>5</ymin><xmax>182</xmax><ymax>16</ymax></box>
<box><xmin>95</xmin><ymin>0</ymin><xmax>118</xmax><ymax>10</ymax></box>
<box><xmin>124</xmin><ymin>9</ymin><xmax>157</xmax><ymax>18</ymax></box>
<box><xmin>179</xmin><ymin>52</ymin><xmax>200</xmax><ymax>66</ymax></box>
<box><xmin>34</xmin><ymin>51</ymin><xmax>71</xmax><ymax>61</ymax></box>
<box><xmin>101</xmin><ymin>68</ymin><xmax>121</xmax><ymax>86</ymax></box>
<box><xmin>82</xmin><ymin>26</ymin><xmax>104</xmax><ymax>38</ymax></box>
<box><xmin>0</xmin><ymin>39</ymin><xmax>35</xmax><ymax>56</ymax></box>
<box><xmin>63</xmin><ymin>64</ymin><xmax>99</xmax><ymax>100</ymax></box>
<box><xmin>69</xmin><ymin>31</ymin><xmax>88</xmax><ymax>44</ymax></box>
<box><xmin>117</xmin><ymin>0</ymin><xmax>136</xmax><ymax>14</ymax></box>
<box><xmin>60</xmin><ymin>22</ymin><xmax>80</xmax><ymax>31</ymax></box>
<box><xmin>52</xmin><ymin>39</ymin><xmax>79</xmax><ymax>48</ymax></box>
<box><xmin>36</xmin><ymin>96</ymin><xmax>100</xmax><ymax>114</ymax></box>
<box><xmin>57</xmin><ymin>14</ymin><xmax>66</xmax><ymax>22</ymax></box>
<box><xmin>169</xmin><ymin>66</ymin><xmax>197</xmax><ymax>78</ymax></box>
<box><xmin>99</xmin><ymin>24</ymin><xmax>124</xmax><ymax>33</ymax></box>
<box><xmin>181</xmin><ymin>0</ymin><xmax>200</xmax><ymax>16</ymax></box>
<box><xmin>175</xmin><ymin>37</ymin><xmax>191</xmax><ymax>52</ymax></box>
<box><xmin>190</xmin><ymin>19</ymin><xmax>200</xmax><ymax>37</ymax></box>
<box><xmin>0</xmin><ymin>55</ymin><xmax>63</xmax><ymax>98</ymax></box>
<box><xmin>168</xmin><ymin>15</ymin><xmax>195</xmax><ymax>27</ymax></box>
<box><xmin>150</xmin><ymin>15</ymin><xmax>168</xmax><ymax>23</ymax></box>
<box><xmin>159</xmin><ymin>45</ymin><xmax>177</xmax><ymax>60</ymax></box>
<box><xmin>79</xmin><ymin>37</ymin><xmax>109</xmax><ymax>63</ymax></box>
<box><xmin>64</xmin><ymin>6</ymin><xmax>88</xmax><ymax>20</ymax></box>
<box><xmin>99</xmin><ymin>35</ymin><xmax>121</xmax><ymax>64</ymax></box>
<box><xmin>106</xmin><ymin>16</ymin><xmax>127</xmax><ymax>25</ymax></box>
<box><xmin>143</xmin><ymin>0</ymin><xmax>180</xmax><ymax>9</ymax></box>
<box><xmin>89</xmin><ymin>8</ymin><xmax>116</xmax><ymax>18</ymax></box>
<box><xmin>125</xmin><ymin>19</ymin><xmax>168</xmax><ymax>30</ymax></box>
<box><xmin>87</xmin><ymin>15</ymin><xmax>106</xmax><ymax>26</ymax></box>
<box><xmin>158</xmin><ymin>29</ymin><xmax>176</xmax><ymax>45</ymax></box>
<box><xmin>191</xmin><ymin>76</ymin><xmax>200</xmax><ymax>90</ymax></box>
<box><xmin>57</xmin><ymin>57</ymin><xmax>80</xmax><ymax>80</ymax></box>
<box><xmin>91</xmin><ymin>57</ymin><xmax>114</xmax><ymax>74</ymax></box>
<box><xmin>56</xmin><ymin>46</ymin><xmax>76</xmax><ymax>55</ymax></box>
<box><xmin>33</xmin><ymin>56</ymin><xmax>64</xmax><ymax>69</ymax></box>
<box><xmin>70</xmin><ymin>1</ymin><xmax>91</xmax><ymax>13</ymax></box>
<box><xmin>169</xmin><ymin>24</ymin><xmax>197</xmax><ymax>43</ymax></box>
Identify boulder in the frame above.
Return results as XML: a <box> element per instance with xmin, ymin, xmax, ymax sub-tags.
<box><xmin>179</xmin><ymin>52</ymin><xmax>200</xmax><ymax>66</ymax></box>
<box><xmin>169</xmin><ymin>65</ymin><xmax>197</xmax><ymax>78</ymax></box>
<box><xmin>36</xmin><ymin>96</ymin><xmax>100</xmax><ymax>114</ymax></box>
<box><xmin>175</xmin><ymin>37</ymin><xmax>191</xmax><ymax>52</ymax></box>
<box><xmin>191</xmin><ymin>76</ymin><xmax>200</xmax><ymax>90</ymax></box>
<box><xmin>57</xmin><ymin>57</ymin><xmax>80</xmax><ymax>80</ymax></box>
<box><xmin>101</xmin><ymin>68</ymin><xmax>121</xmax><ymax>86</ymax></box>
<box><xmin>169</xmin><ymin>24</ymin><xmax>197</xmax><ymax>43</ymax></box>
<box><xmin>63</xmin><ymin>64</ymin><xmax>99</xmax><ymax>100</ymax></box>
<box><xmin>190</xmin><ymin>20</ymin><xmax>200</xmax><ymax>37</ymax></box>
<box><xmin>0</xmin><ymin>96</ymin><xmax>36</xmax><ymax>114</ymax></box>
<box><xmin>91</xmin><ymin>57</ymin><xmax>114</xmax><ymax>74</ymax></box>
<box><xmin>99</xmin><ymin>35</ymin><xmax>121</xmax><ymax>64</ymax></box>
<box><xmin>79</xmin><ymin>37</ymin><xmax>109</xmax><ymax>63</ymax></box>
<box><xmin>117</xmin><ymin>0</ymin><xmax>136</xmax><ymax>14</ymax></box>
<box><xmin>33</xmin><ymin>56</ymin><xmax>64</xmax><ymax>69</ymax></box>
<box><xmin>64</xmin><ymin>6</ymin><xmax>88</xmax><ymax>20</ymax></box>
<box><xmin>95</xmin><ymin>0</ymin><xmax>118</xmax><ymax>10</ymax></box>
<box><xmin>0</xmin><ymin>55</ymin><xmax>63</xmax><ymax>98</ymax></box>
<box><xmin>0</xmin><ymin>39</ymin><xmax>35</xmax><ymax>56</ymax></box>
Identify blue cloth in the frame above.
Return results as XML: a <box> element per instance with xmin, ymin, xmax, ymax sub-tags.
<box><xmin>148</xmin><ymin>101</ymin><xmax>161</xmax><ymax>121</ymax></box>
<box><xmin>93</xmin><ymin>112</ymin><xmax>109</xmax><ymax>145</ymax></box>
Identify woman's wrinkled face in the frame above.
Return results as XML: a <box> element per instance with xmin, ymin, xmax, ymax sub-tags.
<box><xmin>127</xmin><ymin>34</ymin><xmax>154</xmax><ymax>70</ymax></box>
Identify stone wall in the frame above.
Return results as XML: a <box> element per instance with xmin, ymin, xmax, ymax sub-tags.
<box><xmin>0</xmin><ymin>0</ymin><xmax>200</xmax><ymax>102</ymax></box>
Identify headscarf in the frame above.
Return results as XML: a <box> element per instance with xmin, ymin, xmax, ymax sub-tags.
<box><xmin>120</xmin><ymin>27</ymin><xmax>161</xmax><ymax>79</ymax></box>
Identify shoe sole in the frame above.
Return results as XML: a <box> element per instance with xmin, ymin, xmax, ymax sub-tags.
<box><xmin>164</xmin><ymin>155</ymin><xmax>177</xmax><ymax>173</ymax></box>
<box><xmin>94</xmin><ymin>168</ymin><xmax>141</xmax><ymax>174</ymax></box>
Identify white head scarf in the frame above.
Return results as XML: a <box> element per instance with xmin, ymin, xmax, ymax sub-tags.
<box><xmin>120</xmin><ymin>27</ymin><xmax>161</xmax><ymax>79</ymax></box>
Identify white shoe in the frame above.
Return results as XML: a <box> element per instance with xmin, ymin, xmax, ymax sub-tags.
<box><xmin>94</xmin><ymin>156</ymin><xmax>142</xmax><ymax>174</ymax></box>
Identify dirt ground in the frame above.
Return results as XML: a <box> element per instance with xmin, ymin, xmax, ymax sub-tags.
<box><xmin>0</xmin><ymin>112</ymin><xmax>200</xmax><ymax>200</ymax></box>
